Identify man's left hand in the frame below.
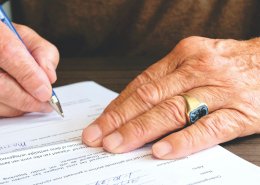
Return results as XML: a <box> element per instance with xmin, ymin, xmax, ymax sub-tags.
<box><xmin>82</xmin><ymin>36</ymin><xmax>260</xmax><ymax>159</ymax></box>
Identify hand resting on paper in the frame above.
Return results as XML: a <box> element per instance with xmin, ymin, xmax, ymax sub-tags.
<box><xmin>0</xmin><ymin>23</ymin><xmax>59</xmax><ymax>117</ymax></box>
<box><xmin>83</xmin><ymin>36</ymin><xmax>260</xmax><ymax>159</ymax></box>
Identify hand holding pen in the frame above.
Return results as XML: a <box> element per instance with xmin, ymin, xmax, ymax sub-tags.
<box><xmin>0</xmin><ymin>6</ymin><xmax>63</xmax><ymax>117</ymax></box>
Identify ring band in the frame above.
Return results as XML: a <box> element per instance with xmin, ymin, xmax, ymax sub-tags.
<box><xmin>181</xmin><ymin>94</ymin><xmax>208</xmax><ymax>124</ymax></box>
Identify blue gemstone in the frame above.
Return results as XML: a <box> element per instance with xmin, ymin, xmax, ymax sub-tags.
<box><xmin>189</xmin><ymin>105</ymin><xmax>208</xmax><ymax>124</ymax></box>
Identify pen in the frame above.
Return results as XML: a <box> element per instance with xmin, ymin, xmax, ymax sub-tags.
<box><xmin>0</xmin><ymin>5</ymin><xmax>64</xmax><ymax>117</ymax></box>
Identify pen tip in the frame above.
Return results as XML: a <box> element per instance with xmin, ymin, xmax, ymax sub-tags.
<box><xmin>49</xmin><ymin>93</ymin><xmax>64</xmax><ymax>118</ymax></box>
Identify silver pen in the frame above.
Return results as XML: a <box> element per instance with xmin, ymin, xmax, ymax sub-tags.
<box><xmin>0</xmin><ymin>6</ymin><xmax>64</xmax><ymax>117</ymax></box>
<box><xmin>50</xmin><ymin>91</ymin><xmax>64</xmax><ymax>117</ymax></box>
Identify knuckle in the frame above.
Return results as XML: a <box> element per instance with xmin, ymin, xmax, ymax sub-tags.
<box><xmin>157</xmin><ymin>98</ymin><xmax>186</xmax><ymax>128</ymax></box>
<box><xmin>18</xmin><ymin>64</ymin><xmax>38</xmax><ymax>83</ymax></box>
<box><xmin>135</xmin><ymin>70</ymin><xmax>154</xmax><ymax>84</ymax></box>
<box><xmin>104</xmin><ymin>110</ymin><xmax>126</xmax><ymax>129</ymax></box>
<box><xmin>174</xmin><ymin>36</ymin><xmax>208</xmax><ymax>58</ymax></box>
<box><xmin>178</xmin><ymin>36</ymin><xmax>202</xmax><ymax>47</ymax></box>
<box><xmin>199</xmin><ymin>116</ymin><xmax>226</xmax><ymax>140</ymax></box>
<box><xmin>213</xmin><ymin>39</ymin><xmax>236</xmax><ymax>51</ymax></box>
<box><xmin>185</xmin><ymin>36</ymin><xmax>202</xmax><ymax>41</ymax></box>
<box><xmin>128</xmin><ymin>119</ymin><xmax>149</xmax><ymax>138</ymax></box>
<box><xmin>14</xmin><ymin>24</ymin><xmax>30</xmax><ymax>33</ymax></box>
<box><xmin>0</xmin><ymin>42</ymin><xmax>15</xmax><ymax>66</ymax></box>
<box><xmin>135</xmin><ymin>83</ymin><xmax>161</xmax><ymax>105</ymax></box>
<box><xmin>47</xmin><ymin>44</ymin><xmax>60</xmax><ymax>68</ymax></box>
<box><xmin>196</xmin><ymin>111</ymin><xmax>245</xmax><ymax>142</ymax></box>
<box><xmin>180</xmin><ymin>129</ymin><xmax>195</xmax><ymax>148</ymax></box>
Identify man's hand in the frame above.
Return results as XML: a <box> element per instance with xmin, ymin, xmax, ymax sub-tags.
<box><xmin>82</xmin><ymin>36</ymin><xmax>260</xmax><ymax>159</ymax></box>
<box><xmin>0</xmin><ymin>22</ymin><xmax>59</xmax><ymax>117</ymax></box>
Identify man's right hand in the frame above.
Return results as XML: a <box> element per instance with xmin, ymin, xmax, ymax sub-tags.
<box><xmin>0</xmin><ymin>22</ymin><xmax>59</xmax><ymax>117</ymax></box>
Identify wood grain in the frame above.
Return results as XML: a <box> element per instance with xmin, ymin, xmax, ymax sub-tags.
<box><xmin>56</xmin><ymin>57</ymin><xmax>260</xmax><ymax>167</ymax></box>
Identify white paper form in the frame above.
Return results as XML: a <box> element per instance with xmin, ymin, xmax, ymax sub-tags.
<box><xmin>0</xmin><ymin>141</ymin><xmax>259</xmax><ymax>185</ymax></box>
<box><xmin>0</xmin><ymin>82</ymin><xmax>117</xmax><ymax>154</ymax></box>
<box><xmin>0</xmin><ymin>81</ymin><xmax>259</xmax><ymax>185</ymax></box>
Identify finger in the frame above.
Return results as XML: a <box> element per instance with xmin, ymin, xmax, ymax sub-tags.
<box><xmin>104</xmin><ymin>53</ymin><xmax>179</xmax><ymax>111</ymax></box>
<box><xmin>101</xmin><ymin>86</ymin><xmax>227</xmax><ymax>153</ymax></box>
<box><xmin>0</xmin><ymin>71</ymin><xmax>52</xmax><ymax>113</ymax></box>
<box><xmin>0</xmin><ymin>21</ymin><xmax>52</xmax><ymax>102</ymax></box>
<box><xmin>83</xmin><ymin>86</ymin><xmax>226</xmax><ymax>154</ymax></box>
<box><xmin>152</xmin><ymin>109</ymin><xmax>251</xmax><ymax>159</ymax></box>
<box><xmin>14</xmin><ymin>23</ymin><xmax>59</xmax><ymax>83</ymax></box>
<box><xmin>0</xmin><ymin>103</ymin><xmax>24</xmax><ymax>117</ymax></box>
<box><xmin>82</xmin><ymin>67</ymin><xmax>205</xmax><ymax>146</ymax></box>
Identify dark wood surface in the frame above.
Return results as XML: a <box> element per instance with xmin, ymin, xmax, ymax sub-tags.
<box><xmin>56</xmin><ymin>57</ymin><xmax>260</xmax><ymax>167</ymax></box>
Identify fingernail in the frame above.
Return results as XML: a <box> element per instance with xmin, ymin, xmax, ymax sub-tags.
<box><xmin>34</xmin><ymin>85</ymin><xmax>51</xmax><ymax>102</ymax></box>
<box><xmin>153</xmin><ymin>141</ymin><xmax>172</xmax><ymax>158</ymax></box>
<box><xmin>103</xmin><ymin>131</ymin><xmax>123</xmax><ymax>151</ymax></box>
<box><xmin>41</xmin><ymin>103</ymin><xmax>53</xmax><ymax>113</ymax></box>
<box><xmin>83</xmin><ymin>124</ymin><xmax>102</xmax><ymax>143</ymax></box>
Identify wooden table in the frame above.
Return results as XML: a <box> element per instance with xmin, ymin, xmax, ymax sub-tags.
<box><xmin>56</xmin><ymin>57</ymin><xmax>260</xmax><ymax>167</ymax></box>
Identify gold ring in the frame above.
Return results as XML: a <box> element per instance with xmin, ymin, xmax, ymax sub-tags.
<box><xmin>181</xmin><ymin>94</ymin><xmax>208</xmax><ymax>124</ymax></box>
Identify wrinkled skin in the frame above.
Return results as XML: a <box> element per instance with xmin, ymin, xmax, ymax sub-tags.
<box><xmin>82</xmin><ymin>36</ymin><xmax>260</xmax><ymax>159</ymax></box>
<box><xmin>0</xmin><ymin>22</ymin><xmax>59</xmax><ymax>117</ymax></box>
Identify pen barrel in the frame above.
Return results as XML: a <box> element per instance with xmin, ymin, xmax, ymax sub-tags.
<box><xmin>0</xmin><ymin>5</ymin><xmax>23</xmax><ymax>41</ymax></box>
